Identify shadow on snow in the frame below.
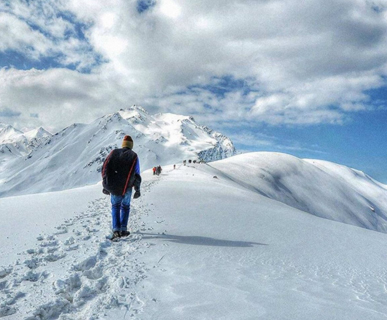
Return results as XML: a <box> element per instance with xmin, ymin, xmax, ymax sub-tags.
<box><xmin>139</xmin><ymin>232</ymin><xmax>267</xmax><ymax>248</ymax></box>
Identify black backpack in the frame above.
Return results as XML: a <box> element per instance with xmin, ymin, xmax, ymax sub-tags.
<box><xmin>102</xmin><ymin>148</ymin><xmax>138</xmax><ymax>195</ymax></box>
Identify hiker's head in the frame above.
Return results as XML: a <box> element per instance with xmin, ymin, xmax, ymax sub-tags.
<box><xmin>122</xmin><ymin>135</ymin><xmax>133</xmax><ymax>149</ymax></box>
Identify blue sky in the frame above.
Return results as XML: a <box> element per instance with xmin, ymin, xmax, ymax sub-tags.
<box><xmin>0</xmin><ymin>0</ymin><xmax>386</xmax><ymax>182</ymax></box>
<box><xmin>229</xmin><ymin>107</ymin><xmax>387</xmax><ymax>182</ymax></box>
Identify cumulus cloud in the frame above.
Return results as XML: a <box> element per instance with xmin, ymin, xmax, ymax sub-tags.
<box><xmin>0</xmin><ymin>68</ymin><xmax>126</xmax><ymax>131</ymax></box>
<box><xmin>1</xmin><ymin>0</ymin><xmax>387</xmax><ymax>131</ymax></box>
<box><xmin>0</xmin><ymin>0</ymin><xmax>100</xmax><ymax>71</ymax></box>
<box><xmin>0</xmin><ymin>12</ymin><xmax>51</xmax><ymax>59</ymax></box>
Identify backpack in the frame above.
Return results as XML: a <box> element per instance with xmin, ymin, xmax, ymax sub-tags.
<box><xmin>102</xmin><ymin>148</ymin><xmax>138</xmax><ymax>195</ymax></box>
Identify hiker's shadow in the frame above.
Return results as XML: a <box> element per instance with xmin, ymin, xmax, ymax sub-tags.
<box><xmin>139</xmin><ymin>233</ymin><xmax>267</xmax><ymax>248</ymax></box>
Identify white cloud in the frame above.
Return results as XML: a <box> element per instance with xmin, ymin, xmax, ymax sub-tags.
<box><xmin>0</xmin><ymin>68</ymin><xmax>123</xmax><ymax>132</ymax></box>
<box><xmin>1</xmin><ymin>0</ymin><xmax>387</xmax><ymax>131</ymax></box>
<box><xmin>0</xmin><ymin>0</ymin><xmax>100</xmax><ymax>71</ymax></box>
<box><xmin>0</xmin><ymin>12</ymin><xmax>51</xmax><ymax>58</ymax></box>
<box><xmin>222</xmin><ymin>128</ymin><xmax>328</xmax><ymax>156</ymax></box>
<box><xmin>158</xmin><ymin>0</ymin><xmax>182</xmax><ymax>19</ymax></box>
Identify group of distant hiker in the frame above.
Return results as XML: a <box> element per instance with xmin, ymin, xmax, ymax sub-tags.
<box><xmin>152</xmin><ymin>165</ymin><xmax>162</xmax><ymax>176</ymax></box>
<box><xmin>183</xmin><ymin>159</ymin><xmax>203</xmax><ymax>166</ymax></box>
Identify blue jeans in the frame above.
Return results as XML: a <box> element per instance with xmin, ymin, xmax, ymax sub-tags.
<box><xmin>110</xmin><ymin>189</ymin><xmax>133</xmax><ymax>232</ymax></box>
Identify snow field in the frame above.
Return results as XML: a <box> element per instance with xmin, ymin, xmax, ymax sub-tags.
<box><xmin>135</xmin><ymin>164</ymin><xmax>387</xmax><ymax>320</ymax></box>
<box><xmin>1</xmin><ymin>157</ymin><xmax>387</xmax><ymax>319</ymax></box>
<box><xmin>0</xmin><ymin>181</ymin><xmax>159</xmax><ymax>319</ymax></box>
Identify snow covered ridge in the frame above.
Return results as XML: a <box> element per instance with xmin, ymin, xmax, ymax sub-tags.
<box><xmin>210</xmin><ymin>152</ymin><xmax>387</xmax><ymax>233</ymax></box>
<box><xmin>0</xmin><ymin>123</ymin><xmax>52</xmax><ymax>144</ymax></box>
<box><xmin>0</xmin><ymin>106</ymin><xmax>236</xmax><ymax>197</ymax></box>
<box><xmin>0</xmin><ymin>123</ymin><xmax>52</xmax><ymax>159</ymax></box>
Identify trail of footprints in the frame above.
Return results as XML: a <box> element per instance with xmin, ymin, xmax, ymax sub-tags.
<box><xmin>0</xmin><ymin>181</ymin><xmax>158</xmax><ymax>319</ymax></box>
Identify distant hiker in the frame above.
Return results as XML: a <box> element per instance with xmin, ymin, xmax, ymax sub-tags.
<box><xmin>183</xmin><ymin>160</ymin><xmax>186</xmax><ymax>166</ymax></box>
<box><xmin>153</xmin><ymin>167</ymin><xmax>156</xmax><ymax>175</ymax></box>
<box><xmin>102</xmin><ymin>135</ymin><xmax>141</xmax><ymax>240</ymax></box>
<box><xmin>156</xmin><ymin>165</ymin><xmax>162</xmax><ymax>175</ymax></box>
<box><xmin>174</xmin><ymin>164</ymin><xmax>176</xmax><ymax>169</ymax></box>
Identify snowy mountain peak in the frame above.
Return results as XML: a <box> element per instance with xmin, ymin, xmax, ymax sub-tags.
<box><xmin>0</xmin><ymin>123</ymin><xmax>24</xmax><ymax>143</ymax></box>
<box><xmin>0</xmin><ymin>107</ymin><xmax>236</xmax><ymax>197</ymax></box>
<box><xmin>23</xmin><ymin>127</ymin><xmax>52</xmax><ymax>140</ymax></box>
<box><xmin>128</xmin><ymin>104</ymin><xmax>149</xmax><ymax>114</ymax></box>
<box><xmin>102</xmin><ymin>111</ymin><xmax>125</xmax><ymax>124</ymax></box>
<box><xmin>118</xmin><ymin>105</ymin><xmax>150</xmax><ymax>122</ymax></box>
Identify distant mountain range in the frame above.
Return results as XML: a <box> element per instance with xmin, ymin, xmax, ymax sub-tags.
<box><xmin>0</xmin><ymin>106</ymin><xmax>236</xmax><ymax>197</ymax></box>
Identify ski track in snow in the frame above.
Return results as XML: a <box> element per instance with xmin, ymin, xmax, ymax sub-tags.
<box><xmin>0</xmin><ymin>179</ymin><xmax>159</xmax><ymax>320</ymax></box>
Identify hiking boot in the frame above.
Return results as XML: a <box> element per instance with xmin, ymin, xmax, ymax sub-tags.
<box><xmin>120</xmin><ymin>230</ymin><xmax>130</xmax><ymax>237</ymax></box>
<box><xmin>111</xmin><ymin>231</ymin><xmax>121</xmax><ymax>240</ymax></box>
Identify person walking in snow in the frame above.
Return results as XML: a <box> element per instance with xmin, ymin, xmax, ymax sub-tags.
<box><xmin>102</xmin><ymin>135</ymin><xmax>141</xmax><ymax>240</ymax></box>
<box><xmin>153</xmin><ymin>167</ymin><xmax>156</xmax><ymax>175</ymax></box>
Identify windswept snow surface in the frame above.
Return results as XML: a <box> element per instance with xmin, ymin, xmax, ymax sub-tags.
<box><xmin>1</xmin><ymin>155</ymin><xmax>387</xmax><ymax>319</ymax></box>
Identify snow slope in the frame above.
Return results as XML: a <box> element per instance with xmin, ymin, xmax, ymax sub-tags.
<box><xmin>209</xmin><ymin>152</ymin><xmax>387</xmax><ymax>233</ymax></box>
<box><xmin>0</xmin><ymin>106</ymin><xmax>235</xmax><ymax>197</ymax></box>
<box><xmin>1</xmin><ymin>154</ymin><xmax>387</xmax><ymax>319</ymax></box>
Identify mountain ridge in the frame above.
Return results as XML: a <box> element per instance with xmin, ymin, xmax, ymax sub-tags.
<box><xmin>209</xmin><ymin>152</ymin><xmax>387</xmax><ymax>233</ymax></box>
<box><xmin>0</xmin><ymin>106</ymin><xmax>236</xmax><ymax>197</ymax></box>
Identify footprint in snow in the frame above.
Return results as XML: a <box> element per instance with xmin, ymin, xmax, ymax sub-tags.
<box><xmin>44</xmin><ymin>251</ymin><xmax>66</xmax><ymax>262</ymax></box>
<box><xmin>0</xmin><ymin>266</ymin><xmax>13</xmax><ymax>279</ymax></box>
<box><xmin>24</xmin><ymin>257</ymin><xmax>41</xmax><ymax>270</ymax></box>
<box><xmin>1</xmin><ymin>195</ymin><xmax>152</xmax><ymax>319</ymax></box>
<box><xmin>22</xmin><ymin>270</ymin><xmax>50</xmax><ymax>282</ymax></box>
<box><xmin>72</xmin><ymin>256</ymin><xmax>97</xmax><ymax>272</ymax></box>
